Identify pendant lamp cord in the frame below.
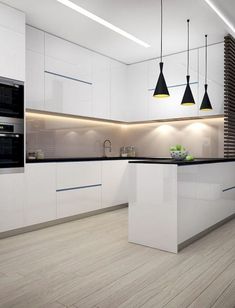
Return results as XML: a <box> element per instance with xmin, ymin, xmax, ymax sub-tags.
<box><xmin>160</xmin><ymin>0</ymin><xmax>163</xmax><ymax>62</ymax></box>
<box><xmin>205</xmin><ymin>34</ymin><xmax>208</xmax><ymax>84</ymax></box>
<box><xmin>187</xmin><ymin>19</ymin><xmax>190</xmax><ymax>76</ymax></box>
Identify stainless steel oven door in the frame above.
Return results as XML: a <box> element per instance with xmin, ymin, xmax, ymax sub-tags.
<box><xmin>0</xmin><ymin>122</ymin><xmax>24</xmax><ymax>174</ymax></box>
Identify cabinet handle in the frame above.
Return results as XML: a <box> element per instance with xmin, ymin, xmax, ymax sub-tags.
<box><xmin>223</xmin><ymin>186</ymin><xmax>235</xmax><ymax>192</ymax></box>
<box><xmin>57</xmin><ymin>184</ymin><xmax>102</xmax><ymax>192</ymax></box>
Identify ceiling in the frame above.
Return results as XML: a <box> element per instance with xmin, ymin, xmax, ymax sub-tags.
<box><xmin>1</xmin><ymin>0</ymin><xmax>235</xmax><ymax>64</ymax></box>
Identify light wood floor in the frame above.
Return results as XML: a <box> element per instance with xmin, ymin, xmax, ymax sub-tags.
<box><xmin>0</xmin><ymin>208</ymin><xmax>235</xmax><ymax>308</ymax></box>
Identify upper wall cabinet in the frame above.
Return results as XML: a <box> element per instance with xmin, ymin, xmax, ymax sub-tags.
<box><xmin>198</xmin><ymin>43</ymin><xmax>224</xmax><ymax>116</ymax></box>
<box><xmin>110</xmin><ymin>60</ymin><xmax>127</xmax><ymax>121</ymax></box>
<box><xmin>0</xmin><ymin>3</ymin><xmax>25</xmax><ymax>81</ymax></box>
<box><xmin>148</xmin><ymin>50</ymin><xmax>199</xmax><ymax>120</ymax></box>
<box><xmin>26</xmin><ymin>26</ymin><xmax>45</xmax><ymax>110</ymax></box>
<box><xmin>127</xmin><ymin>62</ymin><xmax>149</xmax><ymax>122</ymax></box>
<box><xmin>45</xmin><ymin>34</ymin><xmax>92</xmax><ymax>83</ymax></box>
<box><xmin>92</xmin><ymin>53</ymin><xmax>110</xmax><ymax>119</ymax></box>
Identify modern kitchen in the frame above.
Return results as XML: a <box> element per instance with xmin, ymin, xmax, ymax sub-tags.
<box><xmin>0</xmin><ymin>0</ymin><xmax>235</xmax><ymax>307</ymax></box>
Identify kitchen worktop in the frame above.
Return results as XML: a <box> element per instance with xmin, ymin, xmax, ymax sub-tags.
<box><xmin>26</xmin><ymin>157</ymin><xmax>165</xmax><ymax>163</ymax></box>
<box><xmin>129</xmin><ymin>158</ymin><xmax>235</xmax><ymax>166</ymax></box>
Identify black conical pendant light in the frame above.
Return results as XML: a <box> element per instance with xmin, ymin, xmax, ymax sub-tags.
<box><xmin>153</xmin><ymin>0</ymin><xmax>169</xmax><ymax>98</ymax></box>
<box><xmin>200</xmin><ymin>35</ymin><xmax>213</xmax><ymax>111</ymax></box>
<box><xmin>181</xmin><ymin>19</ymin><xmax>195</xmax><ymax>106</ymax></box>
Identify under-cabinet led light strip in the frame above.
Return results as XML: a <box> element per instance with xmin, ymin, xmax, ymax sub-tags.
<box><xmin>204</xmin><ymin>0</ymin><xmax>235</xmax><ymax>34</ymax></box>
<box><xmin>56</xmin><ymin>0</ymin><xmax>150</xmax><ymax>48</ymax></box>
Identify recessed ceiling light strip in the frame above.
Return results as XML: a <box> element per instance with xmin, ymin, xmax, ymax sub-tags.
<box><xmin>57</xmin><ymin>0</ymin><xmax>150</xmax><ymax>48</ymax></box>
<box><xmin>203</xmin><ymin>0</ymin><xmax>235</xmax><ymax>33</ymax></box>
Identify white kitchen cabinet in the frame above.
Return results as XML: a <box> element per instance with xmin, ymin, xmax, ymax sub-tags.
<box><xmin>0</xmin><ymin>173</ymin><xmax>25</xmax><ymax>232</ymax></box>
<box><xmin>44</xmin><ymin>72</ymin><xmax>92</xmax><ymax>116</ymax></box>
<box><xmin>0</xmin><ymin>3</ymin><xmax>25</xmax><ymax>81</ymax></box>
<box><xmin>127</xmin><ymin>62</ymin><xmax>149</xmax><ymax>122</ymax></box>
<box><xmin>101</xmin><ymin>161</ymin><xmax>128</xmax><ymax>208</ymax></box>
<box><xmin>56</xmin><ymin>162</ymin><xmax>102</xmax><ymax>218</ymax></box>
<box><xmin>57</xmin><ymin>186</ymin><xmax>101</xmax><ymax>218</ymax></box>
<box><xmin>26</xmin><ymin>26</ymin><xmax>45</xmax><ymax>110</ymax></box>
<box><xmin>56</xmin><ymin>162</ymin><xmax>101</xmax><ymax>190</ymax></box>
<box><xmin>25</xmin><ymin>164</ymin><xmax>57</xmax><ymax>226</ymax></box>
<box><xmin>110</xmin><ymin>60</ymin><xmax>127</xmax><ymax>121</ymax></box>
<box><xmin>45</xmin><ymin>34</ymin><xmax>92</xmax><ymax>83</ymax></box>
<box><xmin>92</xmin><ymin>53</ymin><xmax>110</xmax><ymax>119</ymax></box>
<box><xmin>198</xmin><ymin>42</ymin><xmax>224</xmax><ymax>116</ymax></box>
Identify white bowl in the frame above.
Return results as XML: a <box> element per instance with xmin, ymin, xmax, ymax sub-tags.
<box><xmin>170</xmin><ymin>150</ymin><xmax>188</xmax><ymax>161</ymax></box>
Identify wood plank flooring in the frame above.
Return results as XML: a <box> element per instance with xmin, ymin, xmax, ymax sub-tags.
<box><xmin>0</xmin><ymin>208</ymin><xmax>234</xmax><ymax>308</ymax></box>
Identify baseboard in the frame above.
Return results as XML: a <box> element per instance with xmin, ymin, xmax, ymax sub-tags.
<box><xmin>178</xmin><ymin>214</ymin><xmax>235</xmax><ymax>251</ymax></box>
<box><xmin>0</xmin><ymin>204</ymin><xmax>128</xmax><ymax>240</ymax></box>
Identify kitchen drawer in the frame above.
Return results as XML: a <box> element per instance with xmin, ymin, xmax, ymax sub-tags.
<box><xmin>56</xmin><ymin>162</ymin><xmax>102</xmax><ymax>190</ymax></box>
<box><xmin>57</xmin><ymin>185</ymin><xmax>101</xmax><ymax>218</ymax></box>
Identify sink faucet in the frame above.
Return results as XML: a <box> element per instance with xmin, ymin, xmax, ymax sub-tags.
<box><xmin>103</xmin><ymin>139</ymin><xmax>112</xmax><ymax>157</ymax></box>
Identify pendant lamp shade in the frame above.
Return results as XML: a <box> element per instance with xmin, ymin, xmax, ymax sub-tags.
<box><xmin>153</xmin><ymin>62</ymin><xmax>169</xmax><ymax>98</ymax></box>
<box><xmin>200</xmin><ymin>84</ymin><xmax>212</xmax><ymax>110</ymax></box>
<box><xmin>181</xmin><ymin>19</ymin><xmax>195</xmax><ymax>106</ymax></box>
<box><xmin>153</xmin><ymin>0</ymin><xmax>169</xmax><ymax>98</ymax></box>
<box><xmin>181</xmin><ymin>75</ymin><xmax>195</xmax><ymax>105</ymax></box>
<box><xmin>200</xmin><ymin>35</ymin><xmax>213</xmax><ymax>111</ymax></box>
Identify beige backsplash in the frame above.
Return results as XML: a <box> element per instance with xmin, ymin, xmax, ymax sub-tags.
<box><xmin>26</xmin><ymin>113</ymin><xmax>224</xmax><ymax>158</ymax></box>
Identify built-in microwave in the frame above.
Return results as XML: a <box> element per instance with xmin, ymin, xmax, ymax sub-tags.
<box><xmin>0</xmin><ymin>77</ymin><xmax>24</xmax><ymax>119</ymax></box>
<box><xmin>0</xmin><ymin>119</ymin><xmax>24</xmax><ymax>173</ymax></box>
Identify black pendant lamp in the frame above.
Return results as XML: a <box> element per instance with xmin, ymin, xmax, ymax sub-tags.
<box><xmin>200</xmin><ymin>35</ymin><xmax>213</xmax><ymax>111</ymax></box>
<box><xmin>153</xmin><ymin>0</ymin><xmax>169</xmax><ymax>98</ymax></box>
<box><xmin>181</xmin><ymin>19</ymin><xmax>195</xmax><ymax>106</ymax></box>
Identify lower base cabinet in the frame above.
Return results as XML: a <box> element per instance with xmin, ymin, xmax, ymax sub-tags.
<box><xmin>101</xmin><ymin>161</ymin><xmax>128</xmax><ymax>208</ymax></box>
<box><xmin>57</xmin><ymin>186</ymin><xmax>102</xmax><ymax>218</ymax></box>
<box><xmin>0</xmin><ymin>173</ymin><xmax>25</xmax><ymax>232</ymax></box>
<box><xmin>25</xmin><ymin>164</ymin><xmax>57</xmax><ymax>226</ymax></box>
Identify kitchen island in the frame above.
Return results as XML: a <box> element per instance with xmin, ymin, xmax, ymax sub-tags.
<box><xmin>128</xmin><ymin>159</ymin><xmax>235</xmax><ymax>253</ymax></box>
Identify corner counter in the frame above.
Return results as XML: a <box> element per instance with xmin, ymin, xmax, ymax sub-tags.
<box><xmin>128</xmin><ymin>159</ymin><xmax>235</xmax><ymax>253</ymax></box>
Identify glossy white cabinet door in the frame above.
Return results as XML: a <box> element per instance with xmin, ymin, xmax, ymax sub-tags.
<box><xmin>56</xmin><ymin>162</ymin><xmax>102</xmax><ymax>190</ymax></box>
<box><xmin>127</xmin><ymin>62</ymin><xmax>149</xmax><ymax>122</ymax></box>
<box><xmin>0</xmin><ymin>3</ymin><xmax>25</xmax><ymax>81</ymax></box>
<box><xmin>0</xmin><ymin>2</ymin><xmax>25</xmax><ymax>34</ymax></box>
<box><xmin>92</xmin><ymin>53</ymin><xmax>110</xmax><ymax>119</ymax></box>
<box><xmin>26</xmin><ymin>26</ymin><xmax>44</xmax><ymax>53</ymax></box>
<box><xmin>57</xmin><ymin>186</ymin><xmax>101</xmax><ymax>218</ymax></box>
<box><xmin>101</xmin><ymin>161</ymin><xmax>128</xmax><ymax>208</ymax></box>
<box><xmin>45</xmin><ymin>34</ymin><xmax>92</xmax><ymax>82</ymax></box>
<box><xmin>26</xmin><ymin>50</ymin><xmax>45</xmax><ymax>110</ymax></box>
<box><xmin>25</xmin><ymin>164</ymin><xmax>57</xmax><ymax>226</ymax></box>
<box><xmin>44</xmin><ymin>72</ymin><xmax>92</xmax><ymax>117</ymax></box>
<box><xmin>198</xmin><ymin>43</ymin><xmax>224</xmax><ymax>116</ymax></box>
<box><xmin>0</xmin><ymin>27</ymin><xmax>25</xmax><ymax>81</ymax></box>
<box><xmin>0</xmin><ymin>173</ymin><xmax>25</xmax><ymax>232</ymax></box>
<box><xmin>110</xmin><ymin>60</ymin><xmax>127</xmax><ymax>121</ymax></box>
<box><xmin>25</xmin><ymin>26</ymin><xmax>45</xmax><ymax>110</ymax></box>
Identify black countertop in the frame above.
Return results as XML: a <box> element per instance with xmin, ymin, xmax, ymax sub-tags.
<box><xmin>26</xmin><ymin>157</ymin><xmax>235</xmax><ymax>165</ymax></box>
<box><xmin>26</xmin><ymin>157</ymin><xmax>164</xmax><ymax>163</ymax></box>
<box><xmin>129</xmin><ymin>158</ymin><xmax>235</xmax><ymax>166</ymax></box>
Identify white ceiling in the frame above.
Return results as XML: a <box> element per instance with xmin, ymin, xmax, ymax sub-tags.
<box><xmin>1</xmin><ymin>0</ymin><xmax>235</xmax><ymax>64</ymax></box>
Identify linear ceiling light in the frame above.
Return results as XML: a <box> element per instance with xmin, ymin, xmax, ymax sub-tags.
<box><xmin>203</xmin><ymin>0</ymin><xmax>235</xmax><ymax>33</ymax></box>
<box><xmin>57</xmin><ymin>0</ymin><xmax>150</xmax><ymax>48</ymax></box>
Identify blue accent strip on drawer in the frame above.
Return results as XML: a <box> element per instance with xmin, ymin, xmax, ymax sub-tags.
<box><xmin>222</xmin><ymin>186</ymin><xmax>235</xmax><ymax>192</ymax></box>
<box><xmin>45</xmin><ymin>70</ymin><xmax>93</xmax><ymax>85</ymax></box>
<box><xmin>56</xmin><ymin>184</ymin><xmax>102</xmax><ymax>192</ymax></box>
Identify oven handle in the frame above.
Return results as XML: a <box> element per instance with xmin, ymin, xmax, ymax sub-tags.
<box><xmin>0</xmin><ymin>133</ymin><xmax>20</xmax><ymax>138</ymax></box>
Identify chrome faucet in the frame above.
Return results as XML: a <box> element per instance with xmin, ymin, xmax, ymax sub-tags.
<box><xmin>103</xmin><ymin>139</ymin><xmax>112</xmax><ymax>157</ymax></box>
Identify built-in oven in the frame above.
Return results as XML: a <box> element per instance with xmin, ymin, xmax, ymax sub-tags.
<box><xmin>0</xmin><ymin>77</ymin><xmax>24</xmax><ymax>119</ymax></box>
<box><xmin>0</xmin><ymin>119</ymin><xmax>24</xmax><ymax>173</ymax></box>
